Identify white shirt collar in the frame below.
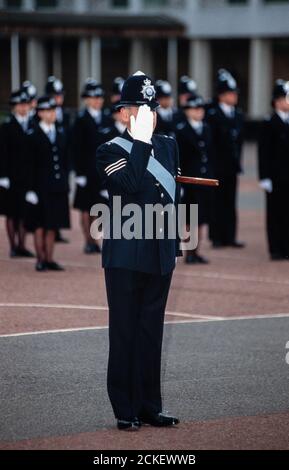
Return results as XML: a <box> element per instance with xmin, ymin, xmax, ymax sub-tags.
<box><xmin>88</xmin><ymin>107</ymin><xmax>101</xmax><ymax>120</ymax></box>
<box><xmin>115</xmin><ymin>121</ymin><xmax>126</xmax><ymax>135</ymax></box>
<box><xmin>189</xmin><ymin>119</ymin><xmax>203</xmax><ymax>132</ymax></box>
<box><xmin>14</xmin><ymin>113</ymin><xmax>28</xmax><ymax>124</ymax></box>
<box><xmin>276</xmin><ymin>110</ymin><xmax>289</xmax><ymax>123</ymax></box>
<box><xmin>219</xmin><ymin>102</ymin><xmax>234</xmax><ymax>117</ymax></box>
<box><xmin>39</xmin><ymin>121</ymin><xmax>56</xmax><ymax>134</ymax></box>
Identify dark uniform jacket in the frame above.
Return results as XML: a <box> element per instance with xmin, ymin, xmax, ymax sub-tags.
<box><xmin>26</xmin><ymin>125</ymin><xmax>69</xmax><ymax>194</ymax></box>
<box><xmin>258</xmin><ymin>112</ymin><xmax>289</xmax><ymax>183</ymax></box>
<box><xmin>206</xmin><ymin>105</ymin><xmax>244</xmax><ymax>177</ymax></box>
<box><xmin>72</xmin><ymin>109</ymin><xmax>114</xmax><ymax>181</ymax></box>
<box><xmin>0</xmin><ymin>114</ymin><xmax>32</xmax><ymax>189</ymax></box>
<box><xmin>176</xmin><ymin>120</ymin><xmax>214</xmax><ymax>180</ymax></box>
<box><xmin>96</xmin><ymin>130</ymin><xmax>182</xmax><ymax>275</ymax></box>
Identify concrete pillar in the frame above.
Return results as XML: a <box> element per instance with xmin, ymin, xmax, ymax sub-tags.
<box><xmin>52</xmin><ymin>40</ymin><xmax>62</xmax><ymax>79</ymax></box>
<box><xmin>249</xmin><ymin>38</ymin><xmax>272</xmax><ymax>119</ymax></box>
<box><xmin>23</xmin><ymin>0</ymin><xmax>35</xmax><ymax>9</ymax></box>
<box><xmin>130</xmin><ymin>0</ymin><xmax>142</xmax><ymax>12</ymax></box>
<box><xmin>129</xmin><ymin>39</ymin><xmax>153</xmax><ymax>77</ymax></box>
<box><xmin>167</xmin><ymin>38</ymin><xmax>178</xmax><ymax>100</ymax></box>
<box><xmin>10</xmin><ymin>34</ymin><xmax>20</xmax><ymax>90</ymax></box>
<box><xmin>26</xmin><ymin>37</ymin><xmax>47</xmax><ymax>94</ymax></box>
<box><xmin>78</xmin><ymin>37</ymin><xmax>90</xmax><ymax>104</ymax></box>
<box><xmin>72</xmin><ymin>0</ymin><xmax>89</xmax><ymax>12</ymax></box>
<box><xmin>189</xmin><ymin>39</ymin><xmax>212</xmax><ymax>100</ymax></box>
<box><xmin>91</xmin><ymin>37</ymin><xmax>102</xmax><ymax>83</ymax></box>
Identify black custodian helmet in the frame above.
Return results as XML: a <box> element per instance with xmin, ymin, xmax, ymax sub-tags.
<box><xmin>115</xmin><ymin>71</ymin><xmax>159</xmax><ymax>110</ymax></box>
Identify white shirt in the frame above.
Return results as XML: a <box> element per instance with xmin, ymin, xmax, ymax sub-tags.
<box><xmin>189</xmin><ymin>119</ymin><xmax>203</xmax><ymax>134</ymax></box>
<box><xmin>87</xmin><ymin>107</ymin><xmax>101</xmax><ymax>123</ymax></box>
<box><xmin>115</xmin><ymin>121</ymin><xmax>126</xmax><ymax>135</ymax></box>
<box><xmin>219</xmin><ymin>102</ymin><xmax>235</xmax><ymax>118</ymax></box>
<box><xmin>276</xmin><ymin>110</ymin><xmax>289</xmax><ymax>123</ymax></box>
<box><xmin>158</xmin><ymin>107</ymin><xmax>173</xmax><ymax>121</ymax></box>
<box><xmin>39</xmin><ymin>121</ymin><xmax>56</xmax><ymax>135</ymax></box>
<box><xmin>56</xmin><ymin>107</ymin><xmax>63</xmax><ymax>123</ymax></box>
<box><xmin>14</xmin><ymin>113</ymin><xmax>29</xmax><ymax>130</ymax></box>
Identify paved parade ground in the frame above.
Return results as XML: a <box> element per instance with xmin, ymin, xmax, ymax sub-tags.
<box><xmin>0</xmin><ymin>144</ymin><xmax>289</xmax><ymax>450</ymax></box>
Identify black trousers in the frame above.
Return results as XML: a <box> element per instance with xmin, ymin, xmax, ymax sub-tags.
<box><xmin>266</xmin><ymin>182</ymin><xmax>289</xmax><ymax>257</ymax></box>
<box><xmin>104</xmin><ymin>268</ymin><xmax>173</xmax><ymax>421</ymax></box>
<box><xmin>210</xmin><ymin>174</ymin><xmax>238</xmax><ymax>244</ymax></box>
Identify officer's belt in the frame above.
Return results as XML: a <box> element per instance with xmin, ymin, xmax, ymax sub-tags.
<box><xmin>110</xmin><ymin>136</ymin><xmax>176</xmax><ymax>203</ymax></box>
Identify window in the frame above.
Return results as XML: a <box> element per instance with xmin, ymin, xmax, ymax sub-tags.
<box><xmin>111</xmin><ymin>0</ymin><xmax>128</xmax><ymax>7</ymax></box>
<box><xmin>4</xmin><ymin>0</ymin><xmax>22</xmax><ymax>9</ymax></box>
<box><xmin>35</xmin><ymin>0</ymin><xmax>58</xmax><ymax>8</ymax></box>
<box><xmin>227</xmin><ymin>0</ymin><xmax>248</xmax><ymax>4</ymax></box>
<box><xmin>143</xmin><ymin>0</ymin><xmax>168</xmax><ymax>5</ymax></box>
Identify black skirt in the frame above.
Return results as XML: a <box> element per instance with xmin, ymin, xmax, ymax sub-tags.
<box><xmin>183</xmin><ymin>186</ymin><xmax>213</xmax><ymax>226</ymax></box>
<box><xmin>0</xmin><ymin>187</ymin><xmax>26</xmax><ymax>220</ymax></box>
<box><xmin>73</xmin><ymin>183</ymin><xmax>108</xmax><ymax>212</ymax></box>
<box><xmin>25</xmin><ymin>191</ymin><xmax>70</xmax><ymax>232</ymax></box>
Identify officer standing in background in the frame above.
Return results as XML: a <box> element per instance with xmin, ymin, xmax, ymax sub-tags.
<box><xmin>45</xmin><ymin>76</ymin><xmax>71</xmax><ymax>132</ymax></box>
<box><xmin>207</xmin><ymin>69</ymin><xmax>245</xmax><ymax>249</ymax></box>
<box><xmin>176</xmin><ymin>92</ymin><xmax>214</xmax><ymax>264</ymax></box>
<box><xmin>155</xmin><ymin>80</ymin><xmax>175</xmax><ymax>136</ymax></box>
<box><xmin>25</xmin><ymin>96</ymin><xmax>70</xmax><ymax>272</ymax></box>
<box><xmin>96</xmin><ymin>71</ymin><xmax>181</xmax><ymax>431</ymax></box>
<box><xmin>0</xmin><ymin>89</ymin><xmax>34</xmax><ymax>258</ymax></box>
<box><xmin>22</xmin><ymin>81</ymin><xmax>38</xmax><ymax>123</ymax></box>
<box><xmin>72</xmin><ymin>79</ymin><xmax>112</xmax><ymax>254</ymax></box>
<box><xmin>110</xmin><ymin>77</ymin><xmax>125</xmax><ymax>105</ymax></box>
<box><xmin>258</xmin><ymin>79</ymin><xmax>289</xmax><ymax>261</ymax></box>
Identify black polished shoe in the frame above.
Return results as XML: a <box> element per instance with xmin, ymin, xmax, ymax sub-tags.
<box><xmin>117</xmin><ymin>418</ymin><xmax>141</xmax><ymax>432</ymax></box>
<box><xmin>45</xmin><ymin>261</ymin><xmax>65</xmax><ymax>271</ymax></box>
<box><xmin>140</xmin><ymin>412</ymin><xmax>180</xmax><ymax>427</ymax></box>
<box><xmin>228</xmin><ymin>241</ymin><xmax>246</xmax><ymax>249</ymax></box>
<box><xmin>84</xmin><ymin>243</ymin><xmax>102</xmax><ymax>254</ymax></box>
<box><xmin>271</xmin><ymin>253</ymin><xmax>286</xmax><ymax>261</ymax></box>
<box><xmin>10</xmin><ymin>248</ymin><xmax>19</xmax><ymax>258</ymax></box>
<box><xmin>35</xmin><ymin>261</ymin><xmax>47</xmax><ymax>272</ymax></box>
<box><xmin>16</xmin><ymin>247</ymin><xmax>35</xmax><ymax>258</ymax></box>
<box><xmin>186</xmin><ymin>254</ymin><xmax>209</xmax><ymax>265</ymax></box>
<box><xmin>212</xmin><ymin>241</ymin><xmax>227</xmax><ymax>249</ymax></box>
<box><xmin>195</xmin><ymin>254</ymin><xmax>210</xmax><ymax>264</ymax></box>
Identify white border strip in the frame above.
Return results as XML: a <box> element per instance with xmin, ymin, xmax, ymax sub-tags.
<box><xmin>1</xmin><ymin>313</ymin><xmax>289</xmax><ymax>338</ymax></box>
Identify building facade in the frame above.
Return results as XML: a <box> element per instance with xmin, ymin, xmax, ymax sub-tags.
<box><xmin>0</xmin><ymin>0</ymin><xmax>289</xmax><ymax>117</ymax></box>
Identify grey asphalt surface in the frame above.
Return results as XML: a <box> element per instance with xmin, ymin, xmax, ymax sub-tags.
<box><xmin>1</xmin><ymin>317</ymin><xmax>289</xmax><ymax>443</ymax></box>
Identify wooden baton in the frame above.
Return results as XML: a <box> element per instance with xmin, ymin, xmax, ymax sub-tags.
<box><xmin>176</xmin><ymin>176</ymin><xmax>219</xmax><ymax>187</ymax></box>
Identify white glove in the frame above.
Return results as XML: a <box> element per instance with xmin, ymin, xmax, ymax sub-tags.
<box><xmin>259</xmin><ymin>179</ymin><xmax>273</xmax><ymax>193</ymax></box>
<box><xmin>100</xmin><ymin>189</ymin><xmax>109</xmax><ymax>200</ymax></box>
<box><xmin>75</xmin><ymin>176</ymin><xmax>87</xmax><ymax>188</ymax></box>
<box><xmin>130</xmin><ymin>104</ymin><xmax>154</xmax><ymax>144</ymax></box>
<box><xmin>25</xmin><ymin>191</ymin><xmax>39</xmax><ymax>205</ymax></box>
<box><xmin>0</xmin><ymin>178</ymin><xmax>10</xmax><ymax>190</ymax></box>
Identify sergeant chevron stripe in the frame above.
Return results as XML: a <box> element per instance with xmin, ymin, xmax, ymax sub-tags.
<box><xmin>109</xmin><ymin>136</ymin><xmax>176</xmax><ymax>202</ymax></box>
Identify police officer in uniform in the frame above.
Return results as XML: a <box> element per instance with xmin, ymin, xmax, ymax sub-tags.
<box><xmin>207</xmin><ymin>69</ymin><xmax>245</xmax><ymax>248</ymax></box>
<box><xmin>174</xmin><ymin>75</ymin><xmax>198</xmax><ymax>126</ymax></box>
<box><xmin>96</xmin><ymin>71</ymin><xmax>181</xmax><ymax>431</ymax></box>
<box><xmin>176</xmin><ymin>93</ymin><xmax>214</xmax><ymax>264</ymax></box>
<box><xmin>0</xmin><ymin>89</ymin><xmax>35</xmax><ymax>258</ymax></box>
<box><xmin>258</xmin><ymin>80</ymin><xmax>289</xmax><ymax>260</ymax></box>
<box><xmin>155</xmin><ymin>80</ymin><xmax>175</xmax><ymax>136</ymax></box>
<box><xmin>72</xmin><ymin>79</ymin><xmax>113</xmax><ymax>254</ymax></box>
<box><xmin>22</xmin><ymin>80</ymin><xmax>38</xmax><ymax>123</ymax></box>
<box><xmin>45</xmin><ymin>76</ymin><xmax>71</xmax><ymax>132</ymax></box>
<box><xmin>25</xmin><ymin>96</ymin><xmax>70</xmax><ymax>272</ymax></box>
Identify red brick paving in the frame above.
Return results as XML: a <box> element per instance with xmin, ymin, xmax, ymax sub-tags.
<box><xmin>1</xmin><ymin>412</ymin><xmax>288</xmax><ymax>450</ymax></box>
